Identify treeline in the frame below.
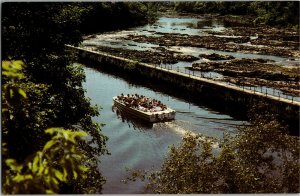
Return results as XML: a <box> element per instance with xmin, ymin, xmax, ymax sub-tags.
<box><xmin>173</xmin><ymin>1</ymin><xmax>299</xmax><ymax>27</ymax></box>
<box><xmin>1</xmin><ymin>2</ymin><xmax>151</xmax><ymax>194</ymax></box>
<box><xmin>79</xmin><ymin>2</ymin><xmax>152</xmax><ymax>34</ymax></box>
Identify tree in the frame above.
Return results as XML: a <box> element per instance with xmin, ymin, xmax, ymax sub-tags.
<box><xmin>2</xmin><ymin>60</ymin><xmax>93</xmax><ymax>194</ymax></box>
<box><xmin>126</xmin><ymin>115</ymin><xmax>300</xmax><ymax>193</ymax></box>
<box><xmin>250</xmin><ymin>1</ymin><xmax>300</xmax><ymax>27</ymax></box>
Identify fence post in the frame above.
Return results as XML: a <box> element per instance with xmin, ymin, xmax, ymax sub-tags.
<box><xmin>292</xmin><ymin>96</ymin><xmax>293</xmax><ymax>103</ymax></box>
<box><xmin>177</xmin><ymin>66</ymin><xmax>179</xmax><ymax>72</ymax></box>
<box><xmin>278</xmin><ymin>92</ymin><xmax>280</xmax><ymax>100</ymax></box>
<box><xmin>265</xmin><ymin>89</ymin><xmax>267</xmax><ymax>97</ymax></box>
<box><xmin>189</xmin><ymin>70</ymin><xmax>190</xmax><ymax>77</ymax></box>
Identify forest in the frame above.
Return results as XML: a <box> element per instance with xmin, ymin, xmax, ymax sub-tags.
<box><xmin>2</xmin><ymin>2</ymin><xmax>299</xmax><ymax>194</ymax></box>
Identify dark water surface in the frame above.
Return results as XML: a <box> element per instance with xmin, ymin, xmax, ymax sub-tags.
<box><xmin>82</xmin><ymin>66</ymin><xmax>245</xmax><ymax>193</ymax></box>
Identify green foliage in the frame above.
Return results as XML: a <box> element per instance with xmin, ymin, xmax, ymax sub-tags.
<box><xmin>3</xmin><ymin>128</ymin><xmax>89</xmax><ymax>194</ymax></box>
<box><xmin>173</xmin><ymin>1</ymin><xmax>299</xmax><ymax>28</ymax></box>
<box><xmin>2</xmin><ymin>60</ymin><xmax>25</xmax><ymax>81</ymax></box>
<box><xmin>2</xmin><ymin>3</ymin><xmax>92</xmax><ymax>59</ymax></box>
<box><xmin>1</xmin><ymin>2</ymin><xmax>155</xmax><ymax>193</ymax></box>
<box><xmin>249</xmin><ymin>1</ymin><xmax>300</xmax><ymax>27</ymax></box>
<box><xmin>78</xmin><ymin>2</ymin><xmax>149</xmax><ymax>34</ymax></box>
<box><xmin>2</xmin><ymin>62</ymin><xmax>89</xmax><ymax>194</ymax></box>
<box><xmin>127</xmin><ymin>117</ymin><xmax>300</xmax><ymax>193</ymax></box>
<box><xmin>125</xmin><ymin>61</ymin><xmax>138</xmax><ymax>71</ymax></box>
<box><xmin>2</xmin><ymin>60</ymin><xmax>107</xmax><ymax>193</ymax></box>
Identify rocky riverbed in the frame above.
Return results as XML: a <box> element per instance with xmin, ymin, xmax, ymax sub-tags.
<box><xmin>84</xmin><ymin>14</ymin><xmax>300</xmax><ymax>98</ymax></box>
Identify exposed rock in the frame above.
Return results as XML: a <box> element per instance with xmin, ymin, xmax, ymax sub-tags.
<box><xmin>199</xmin><ymin>53</ymin><xmax>235</xmax><ymax>60</ymax></box>
<box><xmin>175</xmin><ymin>54</ymin><xmax>200</xmax><ymax>62</ymax></box>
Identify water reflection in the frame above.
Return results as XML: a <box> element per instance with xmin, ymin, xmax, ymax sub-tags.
<box><xmin>80</xmin><ymin>15</ymin><xmax>298</xmax><ymax>193</ymax></box>
<box><xmin>112</xmin><ymin>105</ymin><xmax>154</xmax><ymax>130</ymax></box>
<box><xmin>82</xmin><ymin>66</ymin><xmax>245</xmax><ymax>193</ymax></box>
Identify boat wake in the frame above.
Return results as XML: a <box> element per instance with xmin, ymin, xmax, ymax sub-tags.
<box><xmin>154</xmin><ymin>120</ymin><xmax>219</xmax><ymax>148</ymax></box>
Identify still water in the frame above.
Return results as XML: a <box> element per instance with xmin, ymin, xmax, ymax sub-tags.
<box><xmin>82</xmin><ymin>65</ymin><xmax>245</xmax><ymax>193</ymax></box>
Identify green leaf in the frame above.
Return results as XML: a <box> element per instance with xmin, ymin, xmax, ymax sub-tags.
<box><xmin>45</xmin><ymin>128</ymin><xmax>56</xmax><ymax>135</ymax></box>
<box><xmin>54</xmin><ymin>170</ymin><xmax>65</xmax><ymax>182</ymax></box>
<box><xmin>5</xmin><ymin>159</ymin><xmax>17</xmax><ymax>166</ymax></box>
<box><xmin>63</xmin><ymin>168</ymin><xmax>68</xmax><ymax>179</ymax></box>
<box><xmin>2</xmin><ymin>61</ymin><xmax>11</xmax><ymax>71</ymax></box>
<box><xmin>74</xmin><ymin>131</ymin><xmax>88</xmax><ymax>138</ymax></box>
<box><xmin>43</xmin><ymin>140</ymin><xmax>56</xmax><ymax>151</ymax></box>
<box><xmin>78</xmin><ymin>165</ymin><xmax>89</xmax><ymax>172</ymax></box>
<box><xmin>13</xmin><ymin>60</ymin><xmax>24</xmax><ymax>70</ymax></box>
<box><xmin>73</xmin><ymin>171</ymin><xmax>78</xmax><ymax>179</ymax></box>
<box><xmin>46</xmin><ymin>189</ymin><xmax>55</xmax><ymax>194</ymax></box>
<box><xmin>6</xmin><ymin>159</ymin><xmax>22</xmax><ymax>172</ymax></box>
<box><xmin>13</xmin><ymin>174</ymin><xmax>25</xmax><ymax>183</ymax></box>
<box><xmin>63</xmin><ymin>131</ymin><xmax>69</xmax><ymax>140</ymax></box>
<box><xmin>32</xmin><ymin>155</ymin><xmax>39</xmax><ymax>173</ymax></box>
<box><xmin>18</xmin><ymin>88</ymin><xmax>27</xmax><ymax>98</ymax></box>
<box><xmin>9</xmin><ymin>89</ymin><xmax>14</xmax><ymax>98</ymax></box>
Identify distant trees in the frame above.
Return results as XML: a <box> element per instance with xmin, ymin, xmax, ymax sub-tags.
<box><xmin>249</xmin><ymin>1</ymin><xmax>300</xmax><ymax>27</ymax></box>
<box><xmin>79</xmin><ymin>2</ymin><xmax>149</xmax><ymax>34</ymax></box>
<box><xmin>173</xmin><ymin>1</ymin><xmax>299</xmax><ymax>27</ymax></box>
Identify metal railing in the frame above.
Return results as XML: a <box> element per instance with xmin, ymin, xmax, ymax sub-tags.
<box><xmin>153</xmin><ymin>63</ymin><xmax>299</xmax><ymax>104</ymax></box>
<box><xmin>66</xmin><ymin>45</ymin><xmax>299</xmax><ymax>105</ymax></box>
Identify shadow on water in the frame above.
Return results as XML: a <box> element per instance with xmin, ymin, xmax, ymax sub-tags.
<box><xmin>112</xmin><ymin>105</ymin><xmax>154</xmax><ymax>130</ymax></box>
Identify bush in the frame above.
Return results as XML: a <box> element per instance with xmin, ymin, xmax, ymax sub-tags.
<box><xmin>127</xmin><ymin>116</ymin><xmax>300</xmax><ymax>193</ymax></box>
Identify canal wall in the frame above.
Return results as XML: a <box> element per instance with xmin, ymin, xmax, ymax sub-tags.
<box><xmin>66</xmin><ymin>45</ymin><xmax>299</xmax><ymax>133</ymax></box>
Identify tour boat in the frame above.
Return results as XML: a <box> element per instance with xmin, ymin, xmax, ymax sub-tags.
<box><xmin>113</xmin><ymin>95</ymin><xmax>176</xmax><ymax>122</ymax></box>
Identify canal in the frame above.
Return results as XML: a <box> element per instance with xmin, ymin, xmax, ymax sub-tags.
<box><xmin>79</xmin><ymin>14</ymin><xmax>298</xmax><ymax>193</ymax></box>
<box><xmin>82</xmin><ymin>65</ymin><xmax>245</xmax><ymax>193</ymax></box>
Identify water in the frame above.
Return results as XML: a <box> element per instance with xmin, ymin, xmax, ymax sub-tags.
<box><xmin>82</xmin><ymin>66</ymin><xmax>245</xmax><ymax>193</ymax></box>
<box><xmin>80</xmin><ymin>15</ymin><xmax>299</xmax><ymax>192</ymax></box>
<box><xmin>135</xmin><ymin>16</ymin><xmax>206</xmax><ymax>36</ymax></box>
<box><xmin>82</xmin><ymin>15</ymin><xmax>299</xmax><ymax>67</ymax></box>
<box><xmin>81</xmin><ymin>15</ymin><xmax>299</xmax><ymax>101</ymax></box>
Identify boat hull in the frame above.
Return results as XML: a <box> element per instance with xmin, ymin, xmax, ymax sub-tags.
<box><xmin>113</xmin><ymin>97</ymin><xmax>175</xmax><ymax>123</ymax></box>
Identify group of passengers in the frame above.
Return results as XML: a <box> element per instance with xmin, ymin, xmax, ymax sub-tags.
<box><xmin>117</xmin><ymin>93</ymin><xmax>167</xmax><ymax>112</ymax></box>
